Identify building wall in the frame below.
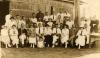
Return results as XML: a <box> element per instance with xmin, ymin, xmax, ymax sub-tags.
<box><xmin>10</xmin><ymin>0</ymin><xmax>74</xmax><ymax>18</ymax></box>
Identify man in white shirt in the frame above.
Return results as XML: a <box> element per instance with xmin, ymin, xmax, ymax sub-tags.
<box><xmin>5</xmin><ymin>10</ymin><xmax>13</xmax><ymax>26</ymax></box>
<box><xmin>44</xmin><ymin>25</ymin><xmax>53</xmax><ymax>47</ymax></box>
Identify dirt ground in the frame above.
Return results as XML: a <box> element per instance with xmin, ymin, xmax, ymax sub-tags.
<box><xmin>1</xmin><ymin>47</ymin><xmax>100</xmax><ymax>58</ymax></box>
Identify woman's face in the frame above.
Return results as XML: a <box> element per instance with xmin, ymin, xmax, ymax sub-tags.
<box><xmin>58</xmin><ymin>15</ymin><xmax>61</xmax><ymax>19</ymax></box>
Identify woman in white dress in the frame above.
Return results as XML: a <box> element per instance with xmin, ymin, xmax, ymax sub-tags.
<box><xmin>75</xmin><ymin>27</ymin><xmax>87</xmax><ymax>49</ymax></box>
<box><xmin>1</xmin><ymin>25</ymin><xmax>11</xmax><ymax>48</ymax></box>
<box><xmin>9</xmin><ymin>25</ymin><xmax>19</xmax><ymax>48</ymax></box>
<box><xmin>61</xmin><ymin>25</ymin><xmax>69</xmax><ymax>48</ymax></box>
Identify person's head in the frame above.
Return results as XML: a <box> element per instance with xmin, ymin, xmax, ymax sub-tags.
<box><xmin>15</xmin><ymin>15</ymin><xmax>19</xmax><ymax>19</ymax></box>
<box><xmin>38</xmin><ymin>23</ymin><xmax>43</xmax><ymax>27</ymax></box>
<box><xmin>12</xmin><ymin>25</ymin><xmax>16</xmax><ymax>29</ymax></box>
<box><xmin>64</xmin><ymin>25</ymin><xmax>69</xmax><ymax>29</ymax></box>
<box><xmin>48</xmin><ymin>18</ymin><xmax>52</xmax><ymax>22</ymax></box>
<box><xmin>10</xmin><ymin>17</ymin><xmax>15</xmax><ymax>21</ymax></box>
<box><xmin>57</xmin><ymin>15</ymin><xmax>61</xmax><ymax>19</ymax></box>
<box><xmin>9</xmin><ymin>10</ymin><xmax>13</xmax><ymax>15</ymax></box>
<box><xmin>32</xmin><ymin>13</ymin><xmax>35</xmax><ymax>18</ymax></box>
<box><xmin>38</xmin><ymin>10</ymin><xmax>42</xmax><ymax>13</ymax></box>
<box><xmin>45</xmin><ymin>12</ymin><xmax>48</xmax><ymax>16</ymax></box>
<box><xmin>22</xmin><ymin>16</ymin><xmax>26</xmax><ymax>20</ymax></box>
<box><xmin>80</xmin><ymin>27</ymin><xmax>84</xmax><ymax>30</ymax></box>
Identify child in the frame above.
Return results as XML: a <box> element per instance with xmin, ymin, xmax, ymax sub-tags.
<box><xmin>9</xmin><ymin>25</ymin><xmax>19</xmax><ymax>48</ymax></box>
<box><xmin>75</xmin><ymin>27</ymin><xmax>87</xmax><ymax>49</ymax></box>
<box><xmin>1</xmin><ymin>25</ymin><xmax>11</xmax><ymax>48</ymax></box>
<box><xmin>28</xmin><ymin>26</ymin><xmax>37</xmax><ymax>48</ymax></box>
<box><xmin>37</xmin><ymin>35</ymin><xmax>44</xmax><ymax>48</ymax></box>
<box><xmin>61</xmin><ymin>25</ymin><xmax>69</xmax><ymax>48</ymax></box>
<box><xmin>19</xmin><ymin>33</ymin><xmax>26</xmax><ymax>47</ymax></box>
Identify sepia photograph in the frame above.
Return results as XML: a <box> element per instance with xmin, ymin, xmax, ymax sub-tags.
<box><xmin>0</xmin><ymin>0</ymin><xmax>100</xmax><ymax>58</ymax></box>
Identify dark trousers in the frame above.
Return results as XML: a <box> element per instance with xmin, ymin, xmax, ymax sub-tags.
<box><xmin>44</xmin><ymin>35</ymin><xmax>53</xmax><ymax>47</ymax></box>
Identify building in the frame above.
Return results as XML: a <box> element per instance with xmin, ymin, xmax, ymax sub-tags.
<box><xmin>9</xmin><ymin>0</ymin><xmax>74</xmax><ymax>18</ymax></box>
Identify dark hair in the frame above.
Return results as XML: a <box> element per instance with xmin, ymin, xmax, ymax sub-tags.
<box><xmin>10</xmin><ymin>17</ymin><xmax>14</xmax><ymax>19</ymax></box>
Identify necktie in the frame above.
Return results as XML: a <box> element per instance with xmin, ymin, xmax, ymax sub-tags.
<box><xmin>81</xmin><ymin>30</ymin><xmax>82</xmax><ymax>35</ymax></box>
<box><xmin>39</xmin><ymin>27</ymin><xmax>40</xmax><ymax>34</ymax></box>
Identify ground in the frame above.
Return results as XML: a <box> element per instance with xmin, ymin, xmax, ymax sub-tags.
<box><xmin>1</xmin><ymin>47</ymin><xmax>100</xmax><ymax>58</ymax></box>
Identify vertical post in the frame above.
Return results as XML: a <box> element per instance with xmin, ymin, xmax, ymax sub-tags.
<box><xmin>74</xmin><ymin>0</ymin><xmax>80</xmax><ymax>27</ymax></box>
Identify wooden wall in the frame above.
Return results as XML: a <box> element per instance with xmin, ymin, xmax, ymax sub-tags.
<box><xmin>9</xmin><ymin>0</ymin><xmax>74</xmax><ymax>18</ymax></box>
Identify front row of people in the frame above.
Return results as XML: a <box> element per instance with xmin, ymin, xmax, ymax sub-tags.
<box><xmin>0</xmin><ymin>23</ymin><xmax>90</xmax><ymax>49</ymax></box>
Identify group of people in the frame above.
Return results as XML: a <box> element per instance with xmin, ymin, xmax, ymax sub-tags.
<box><xmin>0</xmin><ymin>10</ymin><xmax>96</xmax><ymax>49</ymax></box>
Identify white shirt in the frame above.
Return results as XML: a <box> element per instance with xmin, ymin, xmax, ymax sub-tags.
<box><xmin>44</xmin><ymin>27</ymin><xmax>52</xmax><ymax>35</ymax></box>
<box><xmin>9</xmin><ymin>28</ymin><xmax>18</xmax><ymax>36</ymax></box>
<box><xmin>66</xmin><ymin>21</ymin><xmax>74</xmax><ymax>29</ymax></box>
<box><xmin>36</xmin><ymin>27</ymin><xmax>44</xmax><ymax>34</ymax></box>
<box><xmin>62</xmin><ymin>28</ymin><xmax>69</xmax><ymax>36</ymax></box>
<box><xmin>18</xmin><ymin>20</ymin><xmax>26</xmax><ymax>29</ymax></box>
<box><xmin>47</xmin><ymin>22</ymin><xmax>53</xmax><ymax>27</ymax></box>
<box><xmin>77</xmin><ymin>29</ymin><xmax>87</xmax><ymax>36</ymax></box>
<box><xmin>44</xmin><ymin>16</ymin><xmax>49</xmax><ymax>21</ymax></box>
<box><xmin>5</xmin><ymin>14</ymin><xmax>11</xmax><ymax>24</ymax></box>
<box><xmin>19</xmin><ymin>34</ymin><xmax>26</xmax><ymax>40</ymax></box>
<box><xmin>30</xmin><ymin>18</ymin><xmax>37</xmax><ymax>23</ymax></box>
<box><xmin>1</xmin><ymin>29</ymin><xmax>9</xmax><ymax>36</ymax></box>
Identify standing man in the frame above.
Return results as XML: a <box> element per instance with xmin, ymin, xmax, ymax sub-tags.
<box><xmin>36</xmin><ymin>10</ymin><xmax>44</xmax><ymax>22</ymax></box>
<box><xmin>5</xmin><ymin>10</ymin><xmax>13</xmax><ymax>26</ymax></box>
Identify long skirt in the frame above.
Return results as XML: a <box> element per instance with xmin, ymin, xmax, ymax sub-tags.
<box><xmin>75</xmin><ymin>35</ymin><xmax>85</xmax><ymax>46</ymax></box>
<box><xmin>29</xmin><ymin>37</ymin><xmax>36</xmax><ymax>44</ymax></box>
<box><xmin>1</xmin><ymin>35</ymin><xmax>10</xmax><ymax>44</ymax></box>
<box><xmin>61</xmin><ymin>36</ymin><xmax>69</xmax><ymax>44</ymax></box>
<box><xmin>37</xmin><ymin>41</ymin><xmax>44</xmax><ymax>48</ymax></box>
<box><xmin>10</xmin><ymin>36</ymin><xmax>19</xmax><ymax>45</ymax></box>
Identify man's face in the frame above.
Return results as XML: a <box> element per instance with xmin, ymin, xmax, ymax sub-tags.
<box><xmin>9</xmin><ymin>11</ymin><xmax>13</xmax><ymax>15</ymax></box>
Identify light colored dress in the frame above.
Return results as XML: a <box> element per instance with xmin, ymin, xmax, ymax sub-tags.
<box><xmin>75</xmin><ymin>29</ymin><xmax>86</xmax><ymax>46</ymax></box>
<box><xmin>9</xmin><ymin>28</ymin><xmax>19</xmax><ymax>45</ymax></box>
<box><xmin>61</xmin><ymin>28</ymin><xmax>69</xmax><ymax>44</ymax></box>
<box><xmin>1</xmin><ymin>29</ymin><xmax>10</xmax><ymax>44</ymax></box>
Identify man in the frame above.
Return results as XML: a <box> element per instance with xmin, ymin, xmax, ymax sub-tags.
<box><xmin>36</xmin><ymin>10</ymin><xmax>44</xmax><ymax>22</ymax></box>
<box><xmin>30</xmin><ymin>13</ymin><xmax>37</xmax><ymax>25</ymax></box>
<box><xmin>5</xmin><ymin>10</ymin><xmax>13</xmax><ymax>26</ymax></box>
<box><xmin>44</xmin><ymin>25</ymin><xmax>53</xmax><ymax>47</ymax></box>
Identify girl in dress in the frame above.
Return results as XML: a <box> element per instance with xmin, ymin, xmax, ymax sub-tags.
<box><xmin>61</xmin><ymin>25</ymin><xmax>69</xmax><ymax>48</ymax></box>
<box><xmin>1</xmin><ymin>25</ymin><xmax>11</xmax><ymax>48</ymax></box>
<box><xmin>75</xmin><ymin>27</ymin><xmax>87</xmax><ymax>49</ymax></box>
<box><xmin>37</xmin><ymin>35</ymin><xmax>44</xmax><ymax>48</ymax></box>
<box><xmin>28</xmin><ymin>25</ymin><xmax>37</xmax><ymax>48</ymax></box>
<box><xmin>9</xmin><ymin>25</ymin><xmax>19</xmax><ymax>48</ymax></box>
